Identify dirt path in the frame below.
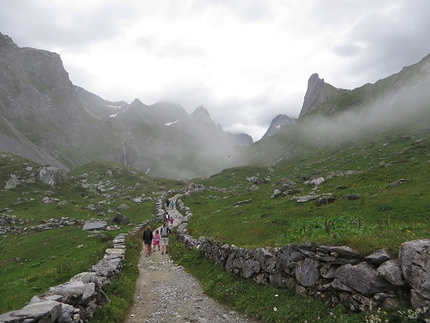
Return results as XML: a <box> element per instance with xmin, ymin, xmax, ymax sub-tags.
<box><xmin>124</xmin><ymin>203</ymin><xmax>259</xmax><ymax>323</ymax></box>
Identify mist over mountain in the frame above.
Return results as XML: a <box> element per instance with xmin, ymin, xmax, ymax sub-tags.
<box><xmin>250</xmin><ymin>54</ymin><xmax>430</xmax><ymax>166</ymax></box>
<box><xmin>0</xmin><ymin>33</ymin><xmax>252</xmax><ymax>179</ymax></box>
<box><xmin>1</xmin><ymin>31</ymin><xmax>430</xmax><ymax>179</ymax></box>
<box><xmin>298</xmin><ymin>55</ymin><xmax>430</xmax><ymax>141</ymax></box>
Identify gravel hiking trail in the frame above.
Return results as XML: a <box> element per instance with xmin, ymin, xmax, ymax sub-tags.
<box><xmin>124</xmin><ymin>203</ymin><xmax>260</xmax><ymax>323</ymax></box>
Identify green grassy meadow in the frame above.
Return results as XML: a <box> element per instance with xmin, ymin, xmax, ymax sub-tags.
<box><xmin>184</xmin><ymin>121</ymin><xmax>430</xmax><ymax>255</ymax></box>
<box><xmin>0</xmin><ymin>156</ymin><xmax>179</xmax><ymax>313</ymax></box>
<box><xmin>184</xmin><ymin>164</ymin><xmax>429</xmax><ymax>255</ymax></box>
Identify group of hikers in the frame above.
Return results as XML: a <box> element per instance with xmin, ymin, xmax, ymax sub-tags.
<box><xmin>142</xmin><ymin>198</ymin><xmax>175</xmax><ymax>257</ymax></box>
<box><xmin>142</xmin><ymin>221</ymin><xmax>172</xmax><ymax>256</ymax></box>
<box><xmin>166</xmin><ymin>198</ymin><xmax>175</xmax><ymax>209</ymax></box>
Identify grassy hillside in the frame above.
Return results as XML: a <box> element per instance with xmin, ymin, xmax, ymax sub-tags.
<box><xmin>183</xmin><ymin>115</ymin><xmax>430</xmax><ymax>255</ymax></box>
<box><xmin>0</xmin><ymin>156</ymin><xmax>182</xmax><ymax>313</ymax></box>
<box><xmin>169</xmin><ymin>111</ymin><xmax>429</xmax><ymax>322</ymax></box>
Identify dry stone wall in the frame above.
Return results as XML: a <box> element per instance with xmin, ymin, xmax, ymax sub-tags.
<box><xmin>0</xmin><ymin>219</ymin><xmax>152</xmax><ymax>323</ymax></box>
<box><xmin>174</xmin><ymin>198</ymin><xmax>430</xmax><ymax>315</ymax></box>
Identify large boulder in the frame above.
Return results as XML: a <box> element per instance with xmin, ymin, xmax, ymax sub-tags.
<box><xmin>39</xmin><ymin>166</ymin><xmax>67</xmax><ymax>185</ymax></box>
<box><xmin>400</xmin><ymin>239</ymin><xmax>430</xmax><ymax>307</ymax></box>
<box><xmin>4</xmin><ymin>174</ymin><xmax>20</xmax><ymax>189</ymax></box>
<box><xmin>112</xmin><ymin>213</ymin><xmax>129</xmax><ymax>225</ymax></box>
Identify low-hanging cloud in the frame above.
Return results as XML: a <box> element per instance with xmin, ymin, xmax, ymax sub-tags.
<box><xmin>301</xmin><ymin>73</ymin><xmax>430</xmax><ymax>146</ymax></box>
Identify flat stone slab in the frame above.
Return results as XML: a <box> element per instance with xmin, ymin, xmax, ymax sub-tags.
<box><xmin>83</xmin><ymin>220</ymin><xmax>107</xmax><ymax>231</ymax></box>
<box><xmin>0</xmin><ymin>300</ymin><xmax>61</xmax><ymax>323</ymax></box>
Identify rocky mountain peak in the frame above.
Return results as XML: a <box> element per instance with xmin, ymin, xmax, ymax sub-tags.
<box><xmin>262</xmin><ymin>114</ymin><xmax>296</xmax><ymax>138</ymax></box>
<box><xmin>191</xmin><ymin>105</ymin><xmax>209</xmax><ymax>116</ymax></box>
<box><xmin>131</xmin><ymin>98</ymin><xmax>144</xmax><ymax>105</ymax></box>
<box><xmin>0</xmin><ymin>33</ymin><xmax>17</xmax><ymax>50</ymax></box>
<box><xmin>299</xmin><ymin>73</ymin><xmax>326</xmax><ymax>117</ymax></box>
<box><xmin>190</xmin><ymin>105</ymin><xmax>213</xmax><ymax>123</ymax></box>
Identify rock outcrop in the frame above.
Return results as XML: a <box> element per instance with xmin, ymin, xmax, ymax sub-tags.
<box><xmin>299</xmin><ymin>73</ymin><xmax>326</xmax><ymax>117</ymax></box>
<box><xmin>262</xmin><ymin>114</ymin><xmax>295</xmax><ymax>138</ymax></box>
<box><xmin>39</xmin><ymin>167</ymin><xmax>67</xmax><ymax>185</ymax></box>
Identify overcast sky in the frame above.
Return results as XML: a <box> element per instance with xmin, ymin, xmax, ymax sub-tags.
<box><xmin>1</xmin><ymin>0</ymin><xmax>430</xmax><ymax>141</ymax></box>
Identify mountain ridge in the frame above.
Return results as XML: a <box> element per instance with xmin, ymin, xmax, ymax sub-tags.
<box><xmin>0</xmin><ymin>33</ymin><xmax>253</xmax><ymax>179</ymax></box>
<box><xmin>1</xmin><ymin>31</ymin><xmax>430</xmax><ymax>179</ymax></box>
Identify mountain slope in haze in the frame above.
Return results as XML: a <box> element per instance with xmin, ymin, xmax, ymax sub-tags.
<box><xmin>299</xmin><ymin>54</ymin><xmax>430</xmax><ymax>119</ymax></box>
<box><xmin>0</xmin><ymin>33</ymin><xmax>94</xmax><ymax>169</ymax></box>
<box><xmin>262</xmin><ymin>114</ymin><xmax>296</xmax><ymax>138</ymax></box>
<box><xmin>76</xmin><ymin>92</ymin><xmax>252</xmax><ymax>179</ymax></box>
<box><xmin>0</xmin><ymin>33</ymin><xmax>252</xmax><ymax>179</ymax></box>
<box><xmin>250</xmin><ymin>54</ymin><xmax>430</xmax><ymax>166</ymax></box>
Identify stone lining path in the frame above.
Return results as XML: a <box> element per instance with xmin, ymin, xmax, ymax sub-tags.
<box><xmin>124</xmin><ymin>203</ymin><xmax>259</xmax><ymax>323</ymax></box>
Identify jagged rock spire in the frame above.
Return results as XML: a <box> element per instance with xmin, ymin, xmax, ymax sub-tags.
<box><xmin>299</xmin><ymin>73</ymin><xmax>325</xmax><ymax>117</ymax></box>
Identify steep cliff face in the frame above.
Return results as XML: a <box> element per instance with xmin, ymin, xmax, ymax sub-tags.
<box><xmin>298</xmin><ymin>73</ymin><xmax>348</xmax><ymax>118</ymax></box>
<box><xmin>0</xmin><ymin>33</ymin><xmax>91</xmax><ymax>168</ymax></box>
<box><xmin>299</xmin><ymin>73</ymin><xmax>326</xmax><ymax>117</ymax></box>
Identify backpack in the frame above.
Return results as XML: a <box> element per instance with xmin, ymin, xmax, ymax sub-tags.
<box><xmin>160</xmin><ymin>226</ymin><xmax>171</xmax><ymax>237</ymax></box>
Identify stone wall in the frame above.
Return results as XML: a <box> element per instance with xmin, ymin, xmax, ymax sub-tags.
<box><xmin>174</xmin><ymin>198</ymin><xmax>430</xmax><ymax>315</ymax></box>
<box><xmin>0</xmin><ymin>218</ymin><xmax>152</xmax><ymax>323</ymax></box>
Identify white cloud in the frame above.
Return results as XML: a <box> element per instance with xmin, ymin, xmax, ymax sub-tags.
<box><xmin>1</xmin><ymin>0</ymin><xmax>430</xmax><ymax>141</ymax></box>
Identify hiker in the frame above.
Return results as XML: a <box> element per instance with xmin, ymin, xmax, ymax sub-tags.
<box><xmin>143</xmin><ymin>226</ymin><xmax>153</xmax><ymax>257</ymax></box>
<box><xmin>165</xmin><ymin>212</ymin><xmax>170</xmax><ymax>223</ymax></box>
<box><xmin>166</xmin><ymin>199</ymin><xmax>170</xmax><ymax>209</ymax></box>
<box><xmin>152</xmin><ymin>229</ymin><xmax>160</xmax><ymax>252</ymax></box>
<box><xmin>170</xmin><ymin>201</ymin><xmax>175</xmax><ymax>209</ymax></box>
<box><xmin>169</xmin><ymin>216</ymin><xmax>174</xmax><ymax>225</ymax></box>
<box><xmin>160</xmin><ymin>222</ymin><xmax>171</xmax><ymax>255</ymax></box>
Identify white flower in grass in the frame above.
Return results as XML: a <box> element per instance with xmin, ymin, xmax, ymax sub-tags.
<box><xmin>273</xmin><ymin>307</ymin><xmax>277</xmax><ymax>312</ymax></box>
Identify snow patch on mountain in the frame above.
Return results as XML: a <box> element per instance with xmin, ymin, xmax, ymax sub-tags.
<box><xmin>165</xmin><ymin>120</ymin><xmax>179</xmax><ymax>126</ymax></box>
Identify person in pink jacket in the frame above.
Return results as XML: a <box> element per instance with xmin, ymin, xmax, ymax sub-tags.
<box><xmin>152</xmin><ymin>229</ymin><xmax>160</xmax><ymax>252</ymax></box>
